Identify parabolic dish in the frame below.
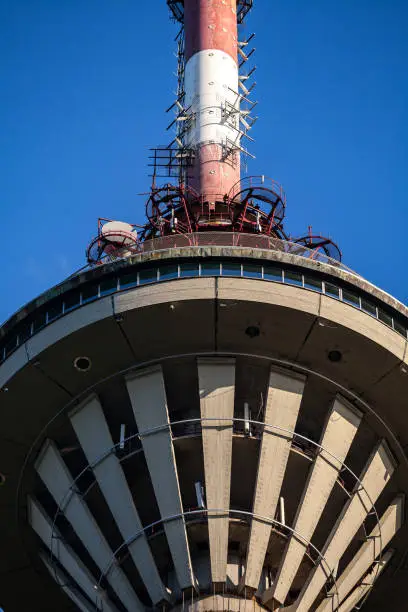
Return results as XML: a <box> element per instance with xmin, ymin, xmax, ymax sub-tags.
<box><xmin>101</xmin><ymin>221</ymin><xmax>137</xmax><ymax>246</ymax></box>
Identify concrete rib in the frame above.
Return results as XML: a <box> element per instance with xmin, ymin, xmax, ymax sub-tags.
<box><xmin>270</xmin><ymin>396</ymin><xmax>362</xmax><ymax>605</ymax></box>
<box><xmin>338</xmin><ymin>549</ymin><xmax>394</xmax><ymax>612</ymax></box>
<box><xmin>316</xmin><ymin>496</ymin><xmax>403</xmax><ymax>612</ymax></box>
<box><xmin>294</xmin><ymin>441</ymin><xmax>396</xmax><ymax>612</ymax></box>
<box><xmin>40</xmin><ymin>552</ymin><xmax>99</xmax><ymax>612</ymax></box>
<box><xmin>245</xmin><ymin>369</ymin><xmax>306</xmax><ymax>590</ymax></box>
<box><xmin>198</xmin><ymin>358</ymin><xmax>235</xmax><ymax>583</ymax></box>
<box><xmin>70</xmin><ymin>394</ymin><xmax>170</xmax><ymax>604</ymax></box>
<box><xmin>126</xmin><ymin>366</ymin><xmax>195</xmax><ymax>590</ymax></box>
<box><xmin>34</xmin><ymin>441</ymin><xmax>144</xmax><ymax>612</ymax></box>
<box><xmin>29</xmin><ymin>498</ymin><xmax>119</xmax><ymax>612</ymax></box>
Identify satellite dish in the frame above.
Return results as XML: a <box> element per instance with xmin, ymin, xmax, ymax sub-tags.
<box><xmin>101</xmin><ymin>221</ymin><xmax>137</xmax><ymax>246</ymax></box>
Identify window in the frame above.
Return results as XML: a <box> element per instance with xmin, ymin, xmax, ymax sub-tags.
<box><xmin>180</xmin><ymin>262</ymin><xmax>200</xmax><ymax>277</ymax></box>
<box><xmin>200</xmin><ymin>262</ymin><xmax>221</xmax><ymax>276</ymax></box>
<box><xmin>120</xmin><ymin>271</ymin><xmax>138</xmax><ymax>288</ymax></box>
<box><xmin>64</xmin><ymin>290</ymin><xmax>81</xmax><ymax>312</ymax></box>
<box><xmin>82</xmin><ymin>284</ymin><xmax>99</xmax><ymax>304</ymax></box>
<box><xmin>47</xmin><ymin>300</ymin><xmax>63</xmax><ymax>322</ymax></box>
<box><xmin>19</xmin><ymin>321</ymin><xmax>32</xmax><ymax>343</ymax></box>
<box><xmin>4</xmin><ymin>336</ymin><xmax>18</xmax><ymax>358</ymax></box>
<box><xmin>285</xmin><ymin>270</ymin><xmax>303</xmax><ymax>287</ymax></box>
<box><xmin>342</xmin><ymin>288</ymin><xmax>360</xmax><ymax>307</ymax></box>
<box><xmin>159</xmin><ymin>265</ymin><xmax>179</xmax><ymax>281</ymax></box>
<box><xmin>139</xmin><ymin>268</ymin><xmax>158</xmax><ymax>285</ymax></box>
<box><xmin>393</xmin><ymin>319</ymin><xmax>407</xmax><ymax>337</ymax></box>
<box><xmin>222</xmin><ymin>262</ymin><xmax>242</xmax><ymax>277</ymax></box>
<box><xmin>243</xmin><ymin>263</ymin><xmax>262</xmax><ymax>279</ymax></box>
<box><xmin>324</xmin><ymin>282</ymin><xmax>340</xmax><ymax>299</ymax></box>
<box><xmin>100</xmin><ymin>277</ymin><xmax>118</xmax><ymax>296</ymax></box>
<box><xmin>263</xmin><ymin>265</ymin><xmax>283</xmax><ymax>282</ymax></box>
<box><xmin>361</xmin><ymin>298</ymin><xmax>377</xmax><ymax>317</ymax></box>
<box><xmin>378</xmin><ymin>308</ymin><xmax>393</xmax><ymax>327</ymax></box>
<box><xmin>304</xmin><ymin>276</ymin><xmax>322</xmax><ymax>292</ymax></box>
<box><xmin>32</xmin><ymin>311</ymin><xmax>47</xmax><ymax>333</ymax></box>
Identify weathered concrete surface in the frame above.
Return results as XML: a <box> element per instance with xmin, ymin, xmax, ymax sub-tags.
<box><xmin>34</xmin><ymin>441</ymin><xmax>143</xmax><ymax>612</ymax></box>
<box><xmin>126</xmin><ymin>366</ymin><xmax>195</xmax><ymax>589</ymax></box>
<box><xmin>198</xmin><ymin>358</ymin><xmax>235</xmax><ymax>583</ymax></box>
<box><xmin>270</xmin><ymin>397</ymin><xmax>362</xmax><ymax>605</ymax></box>
<box><xmin>294</xmin><ymin>441</ymin><xmax>396</xmax><ymax>611</ymax></box>
<box><xmin>316</xmin><ymin>496</ymin><xmax>403</xmax><ymax>612</ymax></box>
<box><xmin>244</xmin><ymin>369</ymin><xmax>305</xmax><ymax>590</ymax></box>
<box><xmin>70</xmin><ymin>394</ymin><xmax>169</xmax><ymax>604</ymax></box>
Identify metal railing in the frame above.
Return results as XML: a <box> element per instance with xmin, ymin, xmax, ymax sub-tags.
<box><xmin>87</xmin><ymin>232</ymin><xmax>356</xmax><ymax>275</ymax></box>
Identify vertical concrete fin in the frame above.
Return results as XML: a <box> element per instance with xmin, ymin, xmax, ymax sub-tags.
<box><xmin>28</xmin><ymin>498</ymin><xmax>119</xmax><ymax>612</ymax></box>
<box><xmin>34</xmin><ymin>441</ymin><xmax>144</xmax><ymax>612</ymax></box>
<box><xmin>294</xmin><ymin>440</ymin><xmax>396</xmax><ymax>612</ymax></box>
<box><xmin>338</xmin><ymin>549</ymin><xmax>394</xmax><ymax>612</ymax></box>
<box><xmin>198</xmin><ymin>358</ymin><xmax>235</xmax><ymax>583</ymax></box>
<box><xmin>40</xmin><ymin>553</ymin><xmax>99</xmax><ymax>612</ymax></box>
<box><xmin>316</xmin><ymin>495</ymin><xmax>404</xmax><ymax>612</ymax></box>
<box><xmin>126</xmin><ymin>366</ymin><xmax>195</xmax><ymax>589</ymax></box>
<box><xmin>272</xmin><ymin>396</ymin><xmax>362</xmax><ymax>604</ymax></box>
<box><xmin>245</xmin><ymin>369</ymin><xmax>306</xmax><ymax>590</ymax></box>
<box><xmin>69</xmin><ymin>394</ymin><xmax>170</xmax><ymax>604</ymax></box>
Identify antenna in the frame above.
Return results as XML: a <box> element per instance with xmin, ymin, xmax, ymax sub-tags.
<box><xmin>85</xmin><ymin>1</ymin><xmax>342</xmax><ymax>266</ymax></box>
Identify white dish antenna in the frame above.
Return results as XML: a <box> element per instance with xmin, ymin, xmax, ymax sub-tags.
<box><xmin>101</xmin><ymin>221</ymin><xmax>137</xmax><ymax>246</ymax></box>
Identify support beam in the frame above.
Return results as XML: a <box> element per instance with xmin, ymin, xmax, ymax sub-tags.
<box><xmin>70</xmin><ymin>394</ymin><xmax>170</xmax><ymax>604</ymax></box>
<box><xmin>316</xmin><ymin>496</ymin><xmax>403</xmax><ymax>612</ymax></box>
<box><xmin>34</xmin><ymin>441</ymin><xmax>143</xmax><ymax>612</ymax></box>
<box><xmin>245</xmin><ymin>369</ymin><xmax>305</xmax><ymax>590</ymax></box>
<box><xmin>29</xmin><ymin>498</ymin><xmax>118</xmax><ymax>612</ymax></box>
<box><xmin>271</xmin><ymin>397</ymin><xmax>362</xmax><ymax>605</ymax></box>
<box><xmin>198</xmin><ymin>358</ymin><xmax>235</xmax><ymax>583</ymax></box>
<box><xmin>126</xmin><ymin>367</ymin><xmax>195</xmax><ymax>589</ymax></box>
<box><xmin>338</xmin><ymin>549</ymin><xmax>394</xmax><ymax>612</ymax></box>
<box><xmin>40</xmin><ymin>553</ymin><xmax>98</xmax><ymax>612</ymax></box>
<box><xmin>294</xmin><ymin>441</ymin><xmax>396</xmax><ymax>612</ymax></box>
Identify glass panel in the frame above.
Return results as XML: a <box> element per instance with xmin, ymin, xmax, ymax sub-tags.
<box><xmin>304</xmin><ymin>276</ymin><xmax>322</xmax><ymax>292</ymax></box>
<box><xmin>324</xmin><ymin>282</ymin><xmax>340</xmax><ymax>299</ymax></box>
<box><xmin>32</xmin><ymin>311</ymin><xmax>47</xmax><ymax>333</ymax></box>
<box><xmin>139</xmin><ymin>268</ymin><xmax>157</xmax><ymax>285</ymax></box>
<box><xmin>120</xmin><ymin>271</ymin><xmax>138</xmax><ymax>288</ymax></box>
<box><xmin>222</xmin><ymin>262</ymin><xmax>242</xmax><ymax>277</ymax></box>
<box><xmin>263</xmin><ymin>265</ymin><xmax>282</xmax><ymax>282</ymax></box>
<box><xmin>100</xmin><ymin>277</ymin><xmax>118</xmax><ymax>296</ymax></box>
<box><xmin>4</xmin><ymin>335</ymin><xmax>18</xmax><ymax>358</ymax></box>
<box><xmin>47</xmin><ymin>300</ymin><xmax>63</xmax><ymax>322</ymax></box>
<box><xmin>285</xmin><ymin>270</ymin><xmax>303</xmax><ymax>286</ymax></box>
<box><xmin>361</xmin><ymin>298</ymin><xmax>377</xmax><ymax>316</ymax></box>
<box><xmin>82</xmin><ymin>284</ymin><xmax>99</xmax><ymax>304</ymax></box>
<box><xmin>201</xmin><ymin>262</ymin><xmax>221</xmax><ymax>276</ymax></box>
<box><xmin>243</xmin><ymin>263</ymin><xmax>262</xmax><ymax>279</ymax></box>
<box><xmin>378</xmin><ymin>308</ymin><xmax>393</xmax><ymax>327</ymax></box>
<box><xmin>180</xmin><ymin>262</ymin><xmax>200</xmax><ymax>277</ymax></box>
<box><xmin>159</xmin><ymin>265</ymin><xmax>179</xmax><ymax>281</ymax></box>
<box><xmin>19</xmin><ymin>321</ymin><xmax>32</xmax><ymax>343</ymax></box>
<box><xmin>342</xmin><ymin>288</ymin><xmax>360</xmax><ymax>307</ymax></box>
<box><xmin>64</xmin><ymin>290</ymin><xmax>81</xmax><ymax>312</ymax></box>
<box><xmin>393</xmin><ymin>319</ymin><xmax>407</xmax><ymax>337</ymax></box>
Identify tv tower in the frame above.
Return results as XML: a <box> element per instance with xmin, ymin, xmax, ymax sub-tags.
<box><xmin>0</xmin><ymin>3</ymin><xmax>407</xmax><ymax>612</ymax></box>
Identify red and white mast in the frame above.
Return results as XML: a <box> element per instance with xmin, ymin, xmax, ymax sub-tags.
<box><xmin>183</xmin><ymin>0</ymin><xmax>241</xmax><ymax>204</ymax></box>
<box><xmin>85</xmin><ymin>1</ymin><xmax>343</xmax><ymax>265</ymax></box>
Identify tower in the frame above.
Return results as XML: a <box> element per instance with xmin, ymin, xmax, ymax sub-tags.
<box><xmin>1</xmin><ymin>3</ymin><xmax>408</xmax><ymax>612</ymax></box>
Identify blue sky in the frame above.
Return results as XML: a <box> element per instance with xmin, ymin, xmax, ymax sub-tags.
<box><xmin>0</xmin><ymin>0</ymin><xmax>407</xmax><ymax>324</ymax></box>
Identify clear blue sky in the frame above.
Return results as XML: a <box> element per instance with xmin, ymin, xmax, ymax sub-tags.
<box><xmin>0</xmin><ymin>0</ymin><xmax>407</xmax><ymax>324</ymax></box>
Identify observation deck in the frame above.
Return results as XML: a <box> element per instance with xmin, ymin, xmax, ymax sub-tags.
<box><xmin>0</xmin><ymin>237</ymin><xmax>407</xmax><ymax>612</ymax></box>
